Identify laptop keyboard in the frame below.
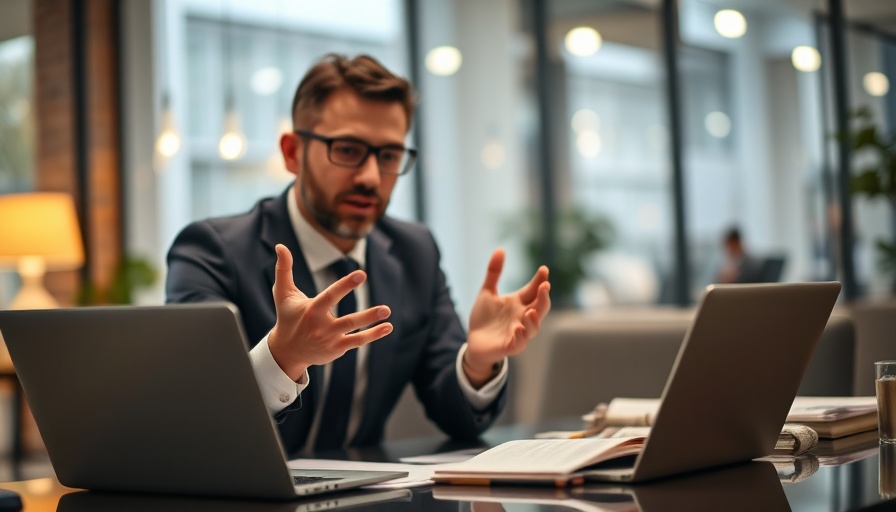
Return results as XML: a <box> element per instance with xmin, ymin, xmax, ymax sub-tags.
<box><xmin>293</xmin><ymin>476</ymin><xmax>341</xmax><ymax>485</ymax></box>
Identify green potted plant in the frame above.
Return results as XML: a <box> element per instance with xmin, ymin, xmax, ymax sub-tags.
<box><xmin>502</xmin><ymin>206</ymin><xmax>614</xmax><ymax>307</ymax></box>
<box><xmin>78</xmin><ymin>256</ymin><xmax>158</xmax><ymax>305</ymax></box>
<box><xmin>846</xmin><ymin>107</ymin><xmax>896</xmax><ymax>272</ymax></box>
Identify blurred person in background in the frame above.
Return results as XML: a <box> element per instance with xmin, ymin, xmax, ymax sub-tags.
<box><xmin>717</xmin><ymin>226</ymin><xmax>764</xmax><ymax>284</ymax></box>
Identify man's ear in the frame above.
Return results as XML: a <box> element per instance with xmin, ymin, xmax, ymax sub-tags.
<box><xmin>279</xmin><ymin>132</ymin><xmax>302</xmax><ymax>177</ymax></box>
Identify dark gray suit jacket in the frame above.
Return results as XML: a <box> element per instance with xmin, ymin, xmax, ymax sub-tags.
<box><xmin>166</xmin><ymin>187</ymin><xmax>505</xmax><ymax>454</ymax></box>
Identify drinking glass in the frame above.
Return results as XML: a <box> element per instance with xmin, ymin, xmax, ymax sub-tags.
<box><xmin>876</xmin><ymin>361</ymin><xmax>896</xmax><ymax>444</ymax></box>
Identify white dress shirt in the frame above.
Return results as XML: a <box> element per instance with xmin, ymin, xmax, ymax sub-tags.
<box><xmin>248</xmin><ymin>186</ymin><xmax>507</xmax><ymax>448</ymax></box>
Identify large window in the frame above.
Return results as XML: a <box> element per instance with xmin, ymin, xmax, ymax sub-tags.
<box><xmin>124</xmin><ymin>0</ymin><xmax>895</xmax><ymax>308</ymax></box>
<box><xmin>414</xmin><ymin>0</ymin><xmax>532</xmax><ymax>319</ymax></box>
<box><xmin>843</xmin><ymin>25</ymin><xmax>895</xmax><ymax>297</ymax></box>
<box><xmin>178</xmin><ymin>4</ymin><xmax>410</xmax><ymax>221</ymax></box>
<box><xmin>679</xmin><ymin>0</ymin><xmax>831</xmax><ymax>298</ymax></box>
<box><xmin>133</xmin><ymin>0</ymin><xmax>412</xmax><ymax>303</ymax></box>
<box><xmin>0</xmin><ymin>36</ymin><xmax>34</xmax><ymax>194</ymax></box>
<box><xmin>0</xmin><ymin>35</ymin><xmax>34</xmax><ymax>308</ymax></box>
<box><xmin>546</xmin><ymin>1</ymin><xmax>672</xmax><ymax>306</ymax></box>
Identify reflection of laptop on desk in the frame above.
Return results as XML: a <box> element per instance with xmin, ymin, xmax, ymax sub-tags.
<box><xmin>57</xmin><ymin>487</ymin><xmax>413</xmax><ymax>512</ymax></box>
<box><xmin>585</xmin><ymin>282</ymin><xmax>841</xmax><ymax>482</ymax></box>
<box><xmin>434</xmin><ymin>461</ymin><xmax>789</xmax><ymax>511</ymax></box>
<box><xmin>0</xmin><ymin>303</ymin><xmax>406</xmax><ymax>499</ymax></box>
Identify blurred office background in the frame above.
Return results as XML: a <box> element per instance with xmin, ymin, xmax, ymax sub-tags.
<box><xmin>1</xmin><ymin>0</ymin><xmax>895</xmax><ymax>316</ymax></box>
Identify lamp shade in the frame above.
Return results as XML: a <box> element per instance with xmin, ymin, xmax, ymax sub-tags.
<box><xmin>0</xmin><ymin>192</ymin><xmax>84</xmax><ymax>270</ymax></box>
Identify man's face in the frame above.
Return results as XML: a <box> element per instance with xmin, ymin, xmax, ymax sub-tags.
<box><xmin>283</xmin><ymin>88</ymin><xmax>408</xmax><ymax>251</ymax></box>
<box><xmin>724</xmin><ymin>239</ymin><xmax>743</xmax><ymax>259</ymax></box>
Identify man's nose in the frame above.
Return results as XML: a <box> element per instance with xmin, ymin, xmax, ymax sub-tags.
<box><xmin>353</xmin><ymin>152</ymin><xmax>381</xmax><ymax>187</ymax></box>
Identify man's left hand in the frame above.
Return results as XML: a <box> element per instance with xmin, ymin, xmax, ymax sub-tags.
<box><xmin>465</xmin><ymin>248</ymin><xmax>551</xmax><ymax>388</ymax></box>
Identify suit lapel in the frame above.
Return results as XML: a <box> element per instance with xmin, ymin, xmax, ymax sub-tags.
<box><xmin>354</xmin><ymin>227</ymin><xmax>401</xmax><ymax>442</ymax></box>
<box><xmin>261</xmin><ymin>188</ymin><xmax>317</xmax><ymax>295</ymax></box>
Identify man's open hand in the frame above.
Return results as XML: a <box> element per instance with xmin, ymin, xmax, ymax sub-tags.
<box><xmin>267</xmin><ymin>244</ymin><xmax>393</xmax><ymax>381</ymax></box>
<box><xmin>465</xmin><ymin>248</ymin><xmax>551</xmax><ymax>387</ymax></box>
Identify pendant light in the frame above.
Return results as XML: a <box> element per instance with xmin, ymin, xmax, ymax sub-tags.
<box><xmin>156</xmin><ymin>92</ymin><xmax>181</xmax><ymax>158</ymax></box>
<box><xmin>218</xmin><ymin>3</ymin><xmax>246</xmax><ymax>161</ymax></box>
<box><xmin>218</xmin><ymin>101</ymin><xmax>247</xmax><ymax>160</ymax></box>
<box><xmin>266</xmin><ymin>0</ymin><xmax>292</xmax><ymax>181</ymax></box>
<box><xmin>155</xmin><ymin>0</ymin><xmax>180</xmax><ymax>162</ymax></box>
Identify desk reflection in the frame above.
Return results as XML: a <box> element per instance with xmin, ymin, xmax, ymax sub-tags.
<box><xmin>4</xmin><ymin>421</ymin><xmax>894</xmax><ymax>512</ymax></box>
<box><xmin>433</xmin><ymin>461</ymin><xmax>790</xmax><ymax>512</ymax></box>
<box><xmin>55</xmin><ymin>488</ymin><xmax>413</xmax><ymax>512</ymax></box>
<box><xmin>882</xmin><ymin>443</ymin><xmax>896</xmax><ymax>500</ymax></box>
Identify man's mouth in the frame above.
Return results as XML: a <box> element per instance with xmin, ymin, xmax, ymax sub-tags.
<box><xmin>341</xmin><ymin>194</ymin><xmax>378</xmax><ymax>214</ymax></box>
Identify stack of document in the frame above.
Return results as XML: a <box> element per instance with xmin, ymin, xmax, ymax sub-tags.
<box><xmin>555</xmin><ymin>396</ymin><xmax>878</xmax><ymax>441</ymax></box>
<box><xmin>787</xmin><ymin>396</ymin><xmax>878</xmax><ymax>439</ymax></box>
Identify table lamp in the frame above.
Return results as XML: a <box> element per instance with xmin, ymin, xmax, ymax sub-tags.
<box><xmin>0</xmin><ymin>193</ymin><xmax>84</xmax><ymax>310</ymax></box>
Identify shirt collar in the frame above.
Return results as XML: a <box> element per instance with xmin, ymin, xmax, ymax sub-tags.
<box><xmin>286</xmin><ymin>184</ymin><xmax>367</xmax><ymax>273</ymax></box>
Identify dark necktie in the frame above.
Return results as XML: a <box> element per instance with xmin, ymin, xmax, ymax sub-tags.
<box><xmin>315</xmin><ymin>258</ymin><xmax>360</xmax><ymax>451</ymax></box>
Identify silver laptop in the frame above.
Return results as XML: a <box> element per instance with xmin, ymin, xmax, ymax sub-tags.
<box><xmin>0</xmin><ymin>303</ymin><xmax>406</xmax><ymax>499</ymax></box>
<box><xmin>586</xmin><ymin>281</ymin><xmax>841</xmax><ymax>482</ymax></box>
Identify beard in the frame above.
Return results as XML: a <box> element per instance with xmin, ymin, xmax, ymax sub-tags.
<box><xmin>298</xmin><ymin>150</ymin><xmax>388</xmax><ymax>240</ymax></box>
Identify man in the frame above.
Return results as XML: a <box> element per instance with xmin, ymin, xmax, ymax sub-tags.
<box><xmin>716</xmin><ymin>226</ymin><xmax>764</xmax><ymax>284</ymax></box>
<box><xmin>166</xmin><ymin>54</ymin><xmax>551</xmax><ymax>455</ymax></box>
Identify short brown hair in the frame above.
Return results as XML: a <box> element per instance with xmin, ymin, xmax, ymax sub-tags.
<box><xmin>291</xmin><ymin>53</ymin><xmax>416</xmax><ymax>131</ymax></box>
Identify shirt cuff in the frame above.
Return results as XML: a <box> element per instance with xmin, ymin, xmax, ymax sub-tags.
<box><xmin>456</xmin><ymin>343</ymin><xmax>507</xmax><ymax>411</ymax></box>
<box><xmin>249</xmin><ymin>333</ymin><xmax>310</xmax><ymax>415</ymax></box>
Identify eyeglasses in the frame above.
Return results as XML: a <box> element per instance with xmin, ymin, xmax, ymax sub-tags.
<box><xmin>294</xmin><ymin>130</ymin><xmax>417</xmax><ymax>176</ymax></box>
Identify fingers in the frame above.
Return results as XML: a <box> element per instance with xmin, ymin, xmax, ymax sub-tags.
<box><xmin>513</xmin><ymin>284</ymin><xmax>551</xmax><ymax>351</ymax></box>
<box><xmin>315</xmin><ymin>276</ymin><xmax>393</xmax><ymax>343</ymax></box>
<box><xmin>480</xmin><ymin>248</ymin><xmax>506</xmax><ymax>294</ymax></box>
<box><xmin>505</xmin><ymin>320</ymin><xmax>528</xmax><ymax>353</ymax></box>
<box><xmin>340</xmin><ymin>321</ymin><xmax>394</xmax><ymax>350</ymax></box>
<box><xmin>533</xmin><ymin>281</ymin><xmax>551</xmax><ymax>320</ymax></box>
<box><xmin>272</xmin><ymin>244</ymin><xmax>301</xmax><ymax>302</ymax></box>
<box><xmin>332</xmin><ymin>306</ymin><xmax>392</xmax><ymax>334</ymax></box>
<box><xmin>519</xmin><ymin>265</ymin><xmax>550</xmax><ymax>304</ymax></box>
<box><xmin>521</xmin><ymin>308</ymin><xmax>541</xmax><ymax>341</ymax></box>
<box><xmin>315</xmin><ymin>270</ymin><xmax>366</xmax><ymax>311</ymax></box>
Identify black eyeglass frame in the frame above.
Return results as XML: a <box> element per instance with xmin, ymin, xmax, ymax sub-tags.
<box><xmin>294</xmin><ymin>129</ymin><xmax>417</xmax><ymax>176</ymax></box>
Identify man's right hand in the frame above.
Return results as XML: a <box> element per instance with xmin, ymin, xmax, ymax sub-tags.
<box><xmin>267</xmin><ymin>244</ymin><xmax>393</xmax><ymax>381</ymax></box>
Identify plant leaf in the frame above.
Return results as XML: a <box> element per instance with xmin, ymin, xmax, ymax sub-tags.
<box><xmin>851</xmin><ymin>169</ymin><xmax>882</xmax><ymax>197</ymax></box>
<box><xmin>876</xmin><ymin>239</ymin><xmax>896</xmax><ymax>272</ymax></box>
<box><xmin>853</xmin><ymin>106</ymin><xmax>873</xmax><ymax>120</ymax></box>
<box><xmin>853</xmin><ymin>125</ymin><xmax>879</xmax><ymax>150</ymax></box>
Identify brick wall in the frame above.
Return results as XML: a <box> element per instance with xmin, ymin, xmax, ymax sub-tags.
<box><xmin>33</xmin><ymin>0</ymin><xmax>122</xmax><ymax>306</ymax></box>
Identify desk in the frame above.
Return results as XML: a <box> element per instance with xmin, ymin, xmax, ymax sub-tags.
<box><xmin>0</xmin><ymin>421</ymin><xmax>893</xmax><ymax>512</ymax></box>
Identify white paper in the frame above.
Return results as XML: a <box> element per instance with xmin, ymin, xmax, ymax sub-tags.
<box><xmin>398</xmin><ymin>448</ymin><xmax>486</xmax><ymax>464</ymax></box>
<box><xmin>436</xmin><ymin>438</ymin><xmax>641</xmax><ymax>476</ymax></box>
<box><xmin>591</xmin><ymin>396</ymin><xmax>877</xmax><ymax>425</ymax></box>
<box><xmin>787</xmin><ymin>396</ymin><xmax>877</xmax><ymax>421</ymax></box>
<box><xmin>605</xmin><ymin>398</ymin><xmax>660</xmax><ymax>426</ymax></box>
<box><xmin>287</xmin><ymin>458</ymin><xmax>443</xmax><ymax>489</ymax></box>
